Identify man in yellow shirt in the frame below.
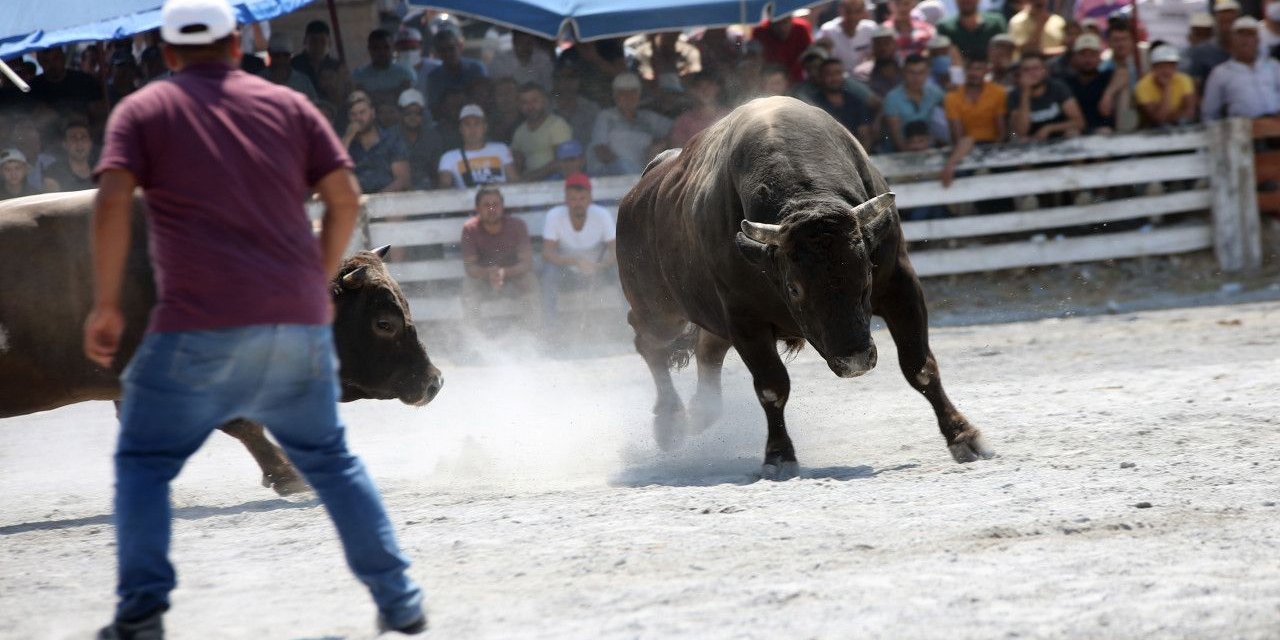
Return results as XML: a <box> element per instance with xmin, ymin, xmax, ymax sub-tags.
<box><xmin>1009</xmin><ymin>0</ymin><xmax>1067</xmax><ymax>56</ymax></box>
<box><xmin>1134</xmin><ymin>45</ymin><xmax>1198</xmax><ymax>127</ymax></box>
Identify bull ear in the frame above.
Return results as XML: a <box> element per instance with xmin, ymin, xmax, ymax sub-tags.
<box><xmin>740</xmin><ymin>219</ymin><xmax>782</xmax><ymax>246</ymax></box>
<box><xmin>341</xmin><ymin>265</ymin><xmax>368</xmax><ymax>290</ymax></box>
<box><xmin>372</xmin><ymin>245</ymin><xmax>391</xmax><ymax>260</ymax></box>
<box><xmin>853</xmin><ymin>192</ymin><xmax>897</xmax><ymax>248</ymax></box>
<box><xmin>735</xmin><ymin>232</ymin><xmax>773</xmax><ymax>265</ymax></box>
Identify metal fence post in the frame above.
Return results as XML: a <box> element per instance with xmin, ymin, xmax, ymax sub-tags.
<box><xmin>1208</xmin><ymin>118</ymin><xmax>1262</xmax><ymax>272</ymax></box>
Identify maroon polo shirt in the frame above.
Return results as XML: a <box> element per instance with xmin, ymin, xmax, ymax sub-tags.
<box><xmin>461</xmin><ymin>216</ymin><xmax>530</xmax><ymax>269</ymax></box>
<box><xmin>96</xmin><ymin>62</ymin><xmax>352</xmax><ymax>333</ymax></box>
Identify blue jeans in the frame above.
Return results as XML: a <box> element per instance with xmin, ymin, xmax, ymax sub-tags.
<box><xmin>113</xmin><ymin>325</ymin><xmax>423</xmax><ymax>627</ymax></box>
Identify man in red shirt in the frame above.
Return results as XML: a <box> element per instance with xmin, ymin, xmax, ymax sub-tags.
<box><xmin>86</xmin><ymin>0</ymin><xmax>425</xmax><ymax>637</ymax></box>
<box><xmin>460</xmin><ymin>186</ymin><xmax>539</xmax><ymax>324</ymax></box>
<box><xmin>751</xmin><ymin>14</ymin><xmax>814</xmax><ymax>82</ymax></box>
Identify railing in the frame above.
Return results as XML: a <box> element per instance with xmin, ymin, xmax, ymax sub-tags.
<box><xmin>312</xmin><ymin>118</ymin><xmax>1267</xmax><ymax>323</ymax></box>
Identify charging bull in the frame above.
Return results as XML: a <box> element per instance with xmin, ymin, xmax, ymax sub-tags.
<box><xmin>617</xmin><ymin>96</ymin><xmax>993</xmax><ymax>480</ymax></box>
<box><xmin>0</xmin><ymin>190</ymin><xmax>443</xmax><ymax>494</ymax></box>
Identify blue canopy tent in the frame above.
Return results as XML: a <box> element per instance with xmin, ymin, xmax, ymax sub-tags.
<box><xmin>408</xmin><ymin>0</ymin><xmax>825</xmax><ymax>42</ymax></box>
<box><xmin>0</xmin><ymin>0</ymin><xmax>319</xmax><ymax>60</ymax></box>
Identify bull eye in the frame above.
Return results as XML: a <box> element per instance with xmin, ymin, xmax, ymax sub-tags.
<box><xmin>375</xmin><ymin>319</ymin><xmax>396</xmax><ymax>335</ymax></box>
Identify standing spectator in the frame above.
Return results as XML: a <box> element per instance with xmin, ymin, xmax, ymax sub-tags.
<box><xmin>884</xmin><ymin>54</ymin><xmax>948</xmax><ymax>150</ymax></box>
<box><xmin>44</xmin><ymin>119</ymin><xmax>98</xmax><ymax>192</ymax></box>
<box><xmin>422</xmin><ymin>30</ymin><xmax>487</xmax><ymax>112</ymax></box>
<box><xmin>752</xmin><ymin>13</ymin><xmax>815</xmax><ymax>82</ymax></box>
<box><xmin>937</xmin><ymin>0</ymin><xmax>1009</xmax><ymax>61</ymax></box>
<box><xmin>941</xmin><ymin>55</ymin><xmax>1008</xmax><ymax>185</ymax></box>
<box><xmin>32</xmin><ymin>46</ymin><xmax>103</xmax><ymax>116</ymax></box>
<box><xmin>988</xmin><ymin>33</ymin><xmax>1020</xmax><ymax>86</ymax></box>
<box><xmin>262</xmin><ymin>33</ymin><xmax>319</xmax><ymax>102</ymax></box>
<box><xmin>460</xmin><ymin>187</ymin><xmax>539</xmax><ymax>321</ymax></box>
<box><xmin>342</xmin><ymin>92</ymin><xmax>411</xmax><ymax>193</ymax></box>
<box><xmin>1049</xmin><ymin>20</ymin><xmax>1084</xmax><ymax>76</ymax></box>
<box><xmin>1061</xmin><ymin>34</ymin><xmax>1127</xmax><ymax>134</ymax></box>
<box><xmin>1009</xmin><ymin>0</ymin><xmax>1068</xmax><ymax>55</ymax></box>
<box><xmin>0</xmin><ymin>149</ymin><xmax>39</xmax><ymax>200</ymax></box>
<box><xmin>814</xmin><ymin>58</ymin><xmax>876</xmax><ymax>146</ymax></box>
<box><xmin>540</xmin><ymin>173</ymin><xmax>617</xmax><ymax>325</ymax></box>
<box><xmin>885</xmin><ymin>0</ymin><xmax>938</xmax><ymax>59</ymax></box>
<box><xmin>691</xmin><ymin>27</ymin><xmax>745</xmax><ymax>78</ymax></box>
<box><xmin>1264</xmin><ymin>0</ymin><xmax>1280</xmax><ymax>56</ymax></box>
<box><xmin>1185</xmin><ymin>13</ymin><xmax>1216</xmax><ymax>50</ymax></box>
<box><xmin>669</xmin><ymin>73</ymin><xmax>732</xmax><ymax>147</ymax></box>
<box><xmin>1202</xmin><ymin>17</ymin><xmax>1280</xmax><ymax>119</ymax></box>
<box><xmin>9</xmin><ymin>118</ymin><xmax>55</xmax><ymax>192</ymax></box>
<box><xmin>1135</xmin><ymin>45</ymin><xmax>1198</xmax><ymax>126</ymax></box>
<box><xmin>1009</xmin><ymin>51</ymin><xmax>1086</xmax><ymax>140</ymax></box>
<box><xmin>438</xmin><ymin>104</ymin><xmax>519</xmax><ymax>188</ymax></box>
<box><xmin>395</xmin><ymin>89</ymin><xmax>444</xmax><ymax>190</ymax></box>
<box><xmin>353</xmin><ymin>29</ymin><xmax>415</xmax><ymax>107</ymax></box>
<box><xmin>588</xmin><ymin>73</ymin><xmax>673</xmax><ymax>176</ymax></box>
<box><xmin>510</xmin><ymin>83</ymin><xmax>573</xmax><ymax>182</ymax></box>
<box><xmin>1186</xmin><ymin>0</ymin><xmax>1240</xmax><ymax>87</ymax></box>
<box><xmin>392</xmin><ymin>27</ymin><xmax>426</xmax><ymax>78</ymax></box>
<box><xmin>488</xmin><ymin>30</ymin><xmax>554</xmax><ymax>91</ymax></box>
<box><xmin>478</xmin><ymin>77</ymin><xmax>522</xmax><ymax>144</ymax></box>
<box><xmin>633</xmin><ymin>32</ymin><xmax>704</xmax><ymax>81</ymax></box>
<box><xmin>138</xmin><ymin>45</ymin><xmax>168</xmax><ymax>83</ymax></box>
<box><xmin>106</xmin><ymin>49</ymin><xmax>142</xmax><ymax>108</ymax></box>
<box><xmin>86</xmin><ymin>0</ymin><xmax>425</xmax><ymax>634</ymax></box>
<box><xmin>557</xmin><ymin>39</ymin><xmax>629</xmax><ymax>107</ymax></box>
<box><xmin>818</xmin><ymin>0</ymin><xmax>881</xmax><ymax>73</ymax></box>
<box><xmin>291</xmin><ymin>20</ymin><xmax>344</xmax><ymax>90</ymax></box>
<box><xmin>856</xmin><ymin>26</ymin><xmax>906</xmax><ymax>96</ymax></box>
<box><xmin>551</xmin><ymin>65</ymin><xmax>601</xmax><ymax>149</ymax></box>
<box><xmin>759</xmin><ymin>63</ymin><xmax>793</xmax><ymax>96</ymax></box>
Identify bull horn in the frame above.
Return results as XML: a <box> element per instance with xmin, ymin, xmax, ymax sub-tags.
<box><xmin>853</xmin><ymin>192</ymin><xmax>898</xmax><ymax>247</ymax></box>
<box><xmin>341</xmin><ymin>265</ymin><xmax>368</xmax><ymax>290</ymax></box>
<box><xmin>373</xmin><ymin>245</ymin><xmax>391</xmax><ymax>259</ymax></box>
<box><xmin>740</xmin><ymin>219</ymin><xmax>782</xmax><ymax>246</ymax></box>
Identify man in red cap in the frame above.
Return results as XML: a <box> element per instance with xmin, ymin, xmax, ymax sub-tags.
<box><xmin>539</xmin><ymin>172</ymin><xmax>617</xmax><ymax>327</ymax></box>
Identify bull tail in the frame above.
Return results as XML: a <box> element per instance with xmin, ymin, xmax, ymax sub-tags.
<box><xmin>667</xmin><ymin>323</ymin><xmax>700</xmax><ymax>371</ymax></box>
<box><xmin>779</xmin><ymin>338</ymin><xmax>805</xmax><ymax>362</ymax></box>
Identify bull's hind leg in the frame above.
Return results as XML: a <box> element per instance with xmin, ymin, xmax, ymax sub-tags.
<box><xmin>629</xmin><ymin>310</ymin><xmax>692</xmax><ymax>451</ymax></box>
<box><xmin>219</xmin><ymin>419</ymin><xmax>311</xmax><ymax>495</ymax></box>
<box><xmin>689</xmin><ymin>330</ymin><xmax>733</xmax><ymax>433</ymax></box>
<box><xmin>877</xmin><ymin>262</ymin><xmax>994</xmax><ymax>463</ymax></box>
<box><xmin>733</xmin><ymin>330</ymin><xmax>798</xmax><ymax>480</ymax></box>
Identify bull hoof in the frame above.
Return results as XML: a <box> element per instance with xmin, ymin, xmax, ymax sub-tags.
<box><xmin>760</xmin><ymin>460</ymin><xmax>800</xmax><ymax>481</ymax></box>
<box><xmin>688</xmin><ymin>393</ymin><xmax>722</xmax><ymax>435</ymax></box>
<box><xmin>263</xmin><ymin>473</ymin><xmax>312</xmax><ymax>496</ymax></box>
<box><xmin>948</xmin><ymin>431</ymin><xmax>996</xmax><ymax>463</ymax></box>
<box><xmin>653</xmin><ymin>409</ymin><xmax>687</xmax><ymax>452</ymax></box>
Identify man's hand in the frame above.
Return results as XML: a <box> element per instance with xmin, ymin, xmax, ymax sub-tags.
<box><xmin>578</xmin><ymin>259</ymin><xmax>599</xmax><ymax>276</ymax></box>
<box><xmin>940</xmin><ymin>163</ymin><xmax>957</xmax><ymax>188</ymax></box>
<box><xmin>1099</xmin><ymin>94</ymin><xmax>1114</xmax><ymax>117</ymax></box>
<box><xmin>84</xmin><ymin>305</ymin><xmax>125</xmax><ymax>369</ymax></box>
<box><xmin>487</xmin><ymin>266</ymin><xmax>506</xmax><ymax>290</ymax></box>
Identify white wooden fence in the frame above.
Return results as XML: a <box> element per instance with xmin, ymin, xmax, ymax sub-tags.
<box><xmin>314</xmin><ymin>118</ymin><xmax>1263</xmax><ymax>323</ymax></box>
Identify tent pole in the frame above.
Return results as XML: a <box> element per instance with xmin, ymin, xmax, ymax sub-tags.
<box><xmin>327</xmin><ymin>0</ymin><xmax>347</xmax><ymax>64</ymax></box>
<box><xmin>0</xmin><ymin>58</ymin><xmax>31</xmax><ymax>93</ymax></box>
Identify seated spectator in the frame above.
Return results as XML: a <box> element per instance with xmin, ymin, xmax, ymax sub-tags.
<box><xmin>633</xmin><ymin>32</ymin><xmax>703</xmax><ymax>81</ymax></box>
<box><xmin>423</xmin><ymin>30</ymin><xmax>488</xmax><ymax>112</ymax></box>
<box><xmin>898</xmin><ymin>121</ymin><xmax>952</xmax><ymax>220</ymax></box>
<box><xmin>818</xmin><ymin>0</ymin><xmax>881</xmax><ymax>74</ymax></box>
<box><xmin>489</xmin><ymin>30</ymin><xmax>554</xmax><ymax>91</ymax></box>
<box><xmin>0</xmin><ymin>149</ymin><xmax>39</xmax><ymax>200</ymax></box>
<box><xmin>9</xmin><ymin>117</ymin><xmax>55</xmax><ymax>192</ymax></box>
<box><xmin>927</xmin><ymin>35</ymin><xmax>959</xmax><ymax>88</ymax></box>
<box><xmin>43</xmin><ymin>119</ymin><xmax>97</xmax><ymax>192</ymax></box>
<box><xmin>557</xmin><ymin>38</ymin><xmax>629</xmax><ymax>108</ymax></box>
<box><xmin>262</xmin><ymin>33</ymin><xmax>319</xmax><ymax>102</ymax></box>
<box><xmin>510</xmin><ymin>83</ymin><xmax>573</xmax><ymax>182</ymax></box>
<box><xmin>353</xmin><ymin>29</ymin><xmax>415</xmax><ymax>107</ymax></box>
<box><xmin>751</xmin><ymin>14</ymin><xmax>815</xmax><ymax>82</ymax></box>
<box><xmin>539</xmin><ymin>173</ymin><xmax>617</xmax><ymax>325</ymax></box>
<box><xmin>394</xmin><ymin>89</ymin><xmax>444</xmax><ymax>190</ymax></box>
<box><xmin>461</xmin><ymin>187</ymin><xmax>539</xmax><ymax>322</ymax></box>
<box><xmin>884</xmin><ymin>54</ymin><xmax>948</xmax><ymax>150</ymax></box>
<box><xmin>342</xmin><ymin>92</ymin><xmax>411</xmax><ymax>194</ymax></box>
<box><xmin>392</xmin><ymin>27</ymin><xmax>427</xmax><ymax>80</ymax></box>
<box><xmin>1048</xmin><ymin>20</ymin><xmax>1084</xmax><ymax>77</ymax></box>
<box><xmin>942</xmin><ymin>55</ymin><xmax>1008</xmax><ymax>185</ymax></box>
<box><xmin>1185</xmin><ymin>13</ymin><xmax>1215</xmax><ymax>50</ymax></box>
<box><xmin>1186</xmin><ymin>0</ymin><xmax>1240</xmax><ymax>88</ymax></box>
<box><xmin>1202</xmin><ymin>16</ymin><xmax>1280</xmax><ymax>119</ymax></box>
<box><xmin>649</xmin><ymin>72</ymin><xmax>695</xmax><ymax>119</ymax></box>
<box><xmin>551</xmin><ymin>140</ymin><xmax>587</xmax><ymax>180</ymax></box>
<box><xmin>936</xmin><ymin>0</ymin><xmax>1009</xmax><ymax>61</ymax></box>
<box><xmin>292</xmin><ymin>20</ymin><xmax>345</xmax><ymax>90</ymax></box>
<box><xmin>1009</xmin><ymin>0</ymin><xmax>1068</xmax><ymax>55</ymax></box>
<box><xmin>669</xmin><ymin>73</ymin><xmax>731</xmax><ymax>147</ymax></box>
<box><xmin>551</xmin><ymin>65</ymin><xmax>601</xmax><ymax>150</ymax></box>
<box><xmin>1061</xmin><ymin>34</ymin><xmax>1127</xmax><ymax>134</ymax></box>
<box><xmin>691</xmin><ymin>27</ymin><xmax>745</xmax><ymax>78</ymax></box>
<box><xmin>106</xmin><ymin>49</ymin><xmax>141</xmax><ymax>108</ymax></box>
<box><xmin>856</xmin><ymin>26</ymin><xmax>906</xmax><ymax>96</ymax></box>
<box><xmin>988</xmin><ymin>34</ymin><xmax>1019</xmax><ymax>87</ymax></box>
<box><xmin>438</xmin><ymin>104</ymin><xmax>519</xmax><ymax>188</ymax></box>
<box><xmin>884</xmin><ymin>0</ymin><xmax>937</xmax><ymax>59</ymax></box>
<box><xmin>813</xmin><ymin>59</ymin><xmax>876</xmax><ymax>146</ymax></box>
<box><xmin>1009</xmin><ymin>51</ymin><xmax>1086</xmax><ymax>141</ymax></box>
<box><xmin>588</xmin><ymin>73</ymin><xmax>673</xmax><ymax>176</ymax></box>
<box><xmin>1135</xmin><ymin>46</ymin><xmax>1198</xmax><ymax>126</ymax></box>
<box><xmin>759</xmin><ymin>64</ymin><xmax>793</xmax><ymax>96</ymax></box>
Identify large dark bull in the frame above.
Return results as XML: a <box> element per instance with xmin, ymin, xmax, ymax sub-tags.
<box><xmin>617</xmin><ymin>96</ymin><xmax>993</xmax><ymax>479</ymax></box>
<box><xmin>0</xmin><ymin>190</ymin><xmax>444</xmax><ymax>493</ymax></box>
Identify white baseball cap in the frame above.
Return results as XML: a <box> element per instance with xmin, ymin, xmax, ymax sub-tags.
<box><xmin>398</xmin><ymin>88</ymin><xmax>425</xmax><ymax>108</ymax></box>
<box><xmin>1213</xmin><ymin>0</ymin><xmax>1241</xmax><ymax>12</ymax></box>
<box><xmin>0</xmin><ymin>148</ymin><xmax>28</xmax><ymax>167</ymax></box>
<box><xmin>1189</xmin><ymin>13</ymin><xmax>1215</xmax><ymax>28</ymax></box>
<box><xmin>1150</xmin><ymin>45</ymin><xmax>1180</xmax><ymax>64</ymax></box>
<box><xmin>1232</xmin><ymin>15</ymin><xmax>1260</xmax><ymax>30</ymax></box>
<box><xmin>459</xmin><ymin>103</ymin><xmax>485</xmax><ymax>121</ymax></box>
<box><xmin>161</xmin><ymin>0</ymin><xmax>237</xmax><ymax>46</ymax></box>
<box><xmin>927</xmin><ymin>34</ymin><xmax>951</xmax><ymax>49</ymax></box>
<box><xmin>1074</xmin><ymin>33</ymin><xmax>1104</xmax><ymax>51</ymax></box>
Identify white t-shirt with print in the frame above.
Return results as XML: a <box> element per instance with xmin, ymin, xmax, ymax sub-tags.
<box><xmin>542</xmin><ymin>204</ymin><xmax>616</xmax><ymax>258</ymax></box>
<box><xmin>438</xmin><ymin>142</ymin><xmax>514</xmax><ymax>188</ymax></box>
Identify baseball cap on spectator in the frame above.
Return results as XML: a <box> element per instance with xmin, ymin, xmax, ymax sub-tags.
<box><xmin>1073</xmin><ymin>34</ymin><xmax>1103</xmax><ymax>51</ymax></box>
<box><xmin>305</xmin><ymin>20</ymin><xmax>330</xmax><ymax>36</ymax></box>
<box><xmin>0</xmin><ymin>148</ymin><xmax>28</xmax><ymax>167</ymax></box>
<box><xmin>872</xmin><ymin>25</ymin><xmax>895</xmax><ymax>38</ymax></box>
<box><xmin>398</xmin><ymin>88</ymin><xmax>426</xmax><ymax>108</ymax></box>
<box><xmin>927</xmin><ymin>35</ymin><xmax>951</xmax><ymax>50</ymax></box>
<box><xmin>556</xmin><ymin>140</ymin><xmax>584</xmax><ymax>161</ymax></box>
<box><xmin>801</xmin><ymin>44</ymin><xmax>829</xmax><ymax>62</ymax></box>
<box><xmin>1189</xmin><ymin>13</ymin><xmax>1215</xmax><ymax>28</ymax></box>
<box><xmin>267</xmin><ymin>32</ymin><xmax>293</xmax><ymax>54</ymax></box>
<box><xmin>612</xmin><ymin>72</ymin><xmax>642</xmax><ymax>92</ymax></box>
<box><xmin>396</xmin><ymin>27</ymin><xmax>423</xmax><ymax>47</ymax></box>
<box><xmin>565</xmin><ymin>172</ymin><xmax>592</xmax><ymax>190</ymax></box>
<box><xmin>459</xmin><ymin>103</ymin><xmax>486</xmax><ymax>121</ymax></box>
<box><xmin>1232</xmin><ymin>15</ymin><xmax>1260</xmax><ymax>29</ymax></box>
<box><xmin>916</xmin><ymin>0</ymin><xmax>946</xmax><ymax>24</ymax></box>
<box><xmin>1213</xmin><ymin>0</ymin><xmax>1241</xmax><ymax>12</ymax></box>
<box><xmin>1150</xmin><ymin>45</ymin><xmax>1180</xmax><ymax>64</ymax></box>
<box><xmin>161</xmin><ymin>0</ymin><xmax>237</xmax><ymax>46</ymax></box>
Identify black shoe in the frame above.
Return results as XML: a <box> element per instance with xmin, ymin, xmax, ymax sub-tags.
<box><xmin>377</xmin><ymin>611</ymin><xmax>428</xmax><ymax>635</ymax></box>
<box><xmin>97</xmin><ymin>611</ymin><xmax>164</xmax><ymax>640</ymax></box>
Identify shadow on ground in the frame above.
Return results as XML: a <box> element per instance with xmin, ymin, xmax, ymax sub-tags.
<box><xmin>0</xmin><ymin>498</ymin><xmax>319</xmax><ymax>536</ymax></box>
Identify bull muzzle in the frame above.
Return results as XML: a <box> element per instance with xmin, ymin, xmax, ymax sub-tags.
<box><xmin>827</xmin><ymin>346</ymin><xmax>877</xmax><ymax>378</ymax></box>
<box><xmin>401</xmin><ymin>365</ymin><xmax>445</xmax><ymax>406</ymax></box>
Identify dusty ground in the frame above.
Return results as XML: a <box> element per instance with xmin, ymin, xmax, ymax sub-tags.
<box><xmin>1</xmin><ymin>255</ymin><xmax>1279</xmax><ymax>639</ymax></box>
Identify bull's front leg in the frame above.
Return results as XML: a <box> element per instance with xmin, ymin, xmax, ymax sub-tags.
<box><xmin>689</xmin><ymin>330</ymin><xmax>733</xmax><ymax>433</ymax></box>
<box><xmin>877</xmin><ymin>261</ymin><xmax>994</xmax><ymax>463</ymax></box>
<box><xmin>219</xmin><ymin>419</ymin><xmax>311</xmax><ymax>495</ymax></box>
<box><xmin>732</xmin><ymin>327</ymin><xmax>798</xmax><ymax>480</ymax></box>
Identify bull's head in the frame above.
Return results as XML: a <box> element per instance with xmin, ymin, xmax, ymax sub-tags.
<box><xmin>734</xmin><ymin>193</ymin><xmax>897</xmax><ymax>378</ymax></box>
<box><xmin>331</xmin><ymin>245</ymin><xmax>444</xmax><ymax>405</ymax></box>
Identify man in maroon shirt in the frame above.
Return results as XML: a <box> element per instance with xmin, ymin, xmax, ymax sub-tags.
<box><xmin>459</xmin><ymin>186</ymin><xmax>539</xmax><ymax>324</ymax></box>
<box><xmin>85</xmin><ymin>0</ymin><xmax>425</xmax><ymax>637</ymax></box>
